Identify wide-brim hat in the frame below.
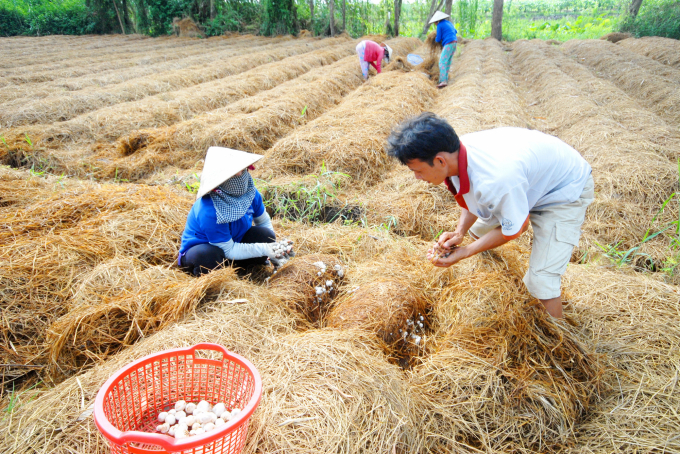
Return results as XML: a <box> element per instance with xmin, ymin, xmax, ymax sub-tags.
<box><xmin>195</xmin><ymin>147</ymin><xmax>264</xmax><ymax>199</ymax></box>
<box><xmin>384</xmin><ymin>44</ymin><xmax>393</xmax><ymax>62</ymax></box>
<box><xmin>428</xmin><ymin>11</ymin><xmax>450</xmax><ymax>24</ymax></box>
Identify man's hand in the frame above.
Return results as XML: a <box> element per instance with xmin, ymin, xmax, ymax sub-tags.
<box><xmin>427</xmin><ymin>245</ymin><xmax>470</xmax><ymax>267</ymax></box>
<box><xmin>437</xmin><ymin>231</ymin><xmax>464</xmax><ymax>249</ymax></box>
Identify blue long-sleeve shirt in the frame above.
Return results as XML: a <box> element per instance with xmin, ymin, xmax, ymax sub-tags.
<box><xmin>435</xmin><ymin>20</ymin><xmax>457</xmax><ymax>46</ymax></box>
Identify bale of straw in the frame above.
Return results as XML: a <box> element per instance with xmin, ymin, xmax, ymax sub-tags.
<box><xmin>600</xmin><ymin>32</ymin><xmax>632</xmax><ymax>43</ymax></box>
<box><xmin>384</xmin><ymin>55</ymin><xmax>415</xmax><ymax>72</ymax></box>
<box><xmin>176</xmin><ymin>17</ymin><xmax>206</xmax><ymax>38</ymax></box>
<box><xmin>425</xmin><ymin>32</ymin><xmax>442</xmax><ymax>56</ymax></box>
<box><xmin>299</xmin><ymin>29</ymin><xmax>313</xmax><ymax>38</ymax></box>
<box><xmin>326</xmin><ymin>277</ymin><xmax>430</xmax><ymax>358</ymax></box>
<box><xmin>618</xmin><ymin>36</ymin><xmax>680</xmax><ymax>69</ymax></box>
<box><xmin>268</xmin><ymin>254</ymin><xmax>345</xmax><ymax>324</ymax></box>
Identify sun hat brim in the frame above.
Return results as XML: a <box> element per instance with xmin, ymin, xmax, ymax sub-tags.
<box><xmin>428</xmin><ymin>11</ymin><xmax>450</xmax><ymax>24</ymax></box>
<box><xmin>195</xmin><ymin>147</ymin><xmax>264</xmax><ymax>199</ymax></box>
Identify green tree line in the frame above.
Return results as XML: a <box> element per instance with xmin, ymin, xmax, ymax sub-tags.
<box><xmin>0</xmin><ymin>0</ymin><xmax>677</xmax><ymax>39</ymax></box>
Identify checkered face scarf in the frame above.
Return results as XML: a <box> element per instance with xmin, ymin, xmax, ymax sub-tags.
<box><xmin>209</xmin><ymin>170</ymin><xmax>256</xmax><ymax>224</ymax></box>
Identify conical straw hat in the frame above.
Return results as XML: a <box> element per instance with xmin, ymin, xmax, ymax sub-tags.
<box><xmin>428</xmin><ymin>11</ymin><xmax>450</xmax><ymax>24</ymax></box>
<box><xmin>384</xmin><ymin>44</ymin><xmax>393</xmax><ymax>62</ymax></box>
<box><xmin>195</xmin><ymin>147</ymin><xmax>264</xmax><ymax>199</ymax></box>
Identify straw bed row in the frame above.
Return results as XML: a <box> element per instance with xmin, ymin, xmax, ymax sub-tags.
<box><xmin>0</xmin><ymin>35</ymin><xmax>219</xmax><ymax>72</ymax></box>
<box><xmin>539</xmin><ymin>43</ymin><xmax>680</xmax><ymax>162</ymax></box>
<box><xmin>618</xmin><ymin>36</ymin><xmax>680</xmax><ymax>69</ymax></box>
<box><xmin>511</xmin><ymin>40</ymin><xmax>679</xmax><ymax>264</ymax></box>
<box><xmin>0</xmin><ymin>36</ymin><xmax>270</xmax><ymax>98</ymax></box>
<box><xmin>562</xmin><ymin>39</ymin><xmax>680</xmax><ymax>126</ymax></box>
<box><xmin>109</xmin><ymin>54</ymin><xmax>364</xmax><ymax>181</ymax></box>
<box><xmin>0</xmin><ymin>37</ymin><xmax>326</xmax><ymax>128</ymax></box>
<box><xmin>262</xmin><ymin>37</ymin><xmax>431</xmax><ymax>186</ymax></box>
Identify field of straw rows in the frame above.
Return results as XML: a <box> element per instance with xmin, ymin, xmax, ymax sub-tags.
<box><xmin>0</xmin><ymin>32</ymin><xmax>679</xmax><ymax>453</ymax></box>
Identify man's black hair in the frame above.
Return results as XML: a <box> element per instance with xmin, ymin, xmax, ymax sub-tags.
<box><xmin>386</xmin><ymin>112</ymin><xmax>460</xmax><ymax>165</ymax></box>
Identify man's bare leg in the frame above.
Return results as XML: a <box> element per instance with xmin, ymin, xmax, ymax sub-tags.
<box><xmin>540</xmin><ymin>297</ymin><xmax>563</xmax><ymax>318</ymax></box>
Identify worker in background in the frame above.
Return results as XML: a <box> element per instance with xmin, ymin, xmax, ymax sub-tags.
<box><xmin>356</xmin><ymin>39</ymin><xmax>392</xmax><ymax>80</ymax></box>
<box><xmin>429</xmin><ymin>11</ymin><xmax>458</xmax><ymax>88</ymax></box>
<box><xmin>387</xmin><ymin>113</ymin><xmax>594</xmax><ymax>318</ymax></box>
<box><xmin>178</xmin><ymin>147</ymin><xmax>293</xmax><ymax>276</ymax></box>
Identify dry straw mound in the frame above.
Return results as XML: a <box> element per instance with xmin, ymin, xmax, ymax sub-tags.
<box><xmin>599</xmin><ymin>31</ymin><xmax>632</xmax><ymax>43</ymax></box>
<box><xmin>175</xmin><ymin>17</ymin><xmax>206</xmax><ymax>38</ymax></box>
<box><xmin>0</xmin><ymin>169</ymin><xmax>196</xmax><ymax>388</ymax></box>
<box><xmin>0</xmin><ymin>36</ymin><xmax>269</xmax><ymax>104</ymax></box>
<box><xmin>412</xmin><ymin>247</ymin><xmax>603</xmax><ymax>453</ymax></box>
<box><xmin>538</xmin><ymin>42</ymin><xmax>680</xmax><ymax>162</ymax></box>
<box><xmin>326</xmin><ymin>277</ymin><xmax>430</xmax><ymax>359</ymax></box>
<box><xmin>618</xmin><ymin>36</ymin><xmax>680</xmax><ymax>69</ymax></box>
<box><xmin>47</xmin><ymin>264</ymin><xmax>237</xmax><ymax>382</ymax></box>
<box><xmin>0</xmin><ymin>295</ymin><xmax>425</xmax><ymax>454</ymax></box>
<box><xmin>562</xmin><ymin>265</ymin><xmax>680</xmax><ymax>452</ymax></box>
<box><xmin>268</xmin><ymin>253</ymin><xmax>345</xmax><ymax>324</ymax></box>
<box><xmin>360</xmin><ymin>166</ymin><xmax>458</xmax><ymax>240</ymax></box>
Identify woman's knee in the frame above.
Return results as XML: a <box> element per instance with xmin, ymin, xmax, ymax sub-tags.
<box><xmin>182</xmin><ymin>243</ymin><xmax>225</xmax><ymax>276</ymax></box>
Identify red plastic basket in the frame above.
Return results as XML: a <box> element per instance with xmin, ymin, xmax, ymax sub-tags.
<box><xmin>94</xmin><ymin>343</ymin><xmax>262</xmax><ymax>454</ymax></box>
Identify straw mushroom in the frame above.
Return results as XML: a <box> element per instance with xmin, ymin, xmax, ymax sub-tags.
<box><xmin>157</xmin><ymin>423</ymin><xmax>170</xmax><ymax>434</ymax></box>
<box><xmin>175</xmin><ymin>410</ymin><xmax>186</xmax><ymax>420</ymax></box>
<box><xmin>212</xmin><ymin>403</ymin><xmax>226</xmax><ymax>417</ymax></box>
<box><xmin>204</xmin><ymin>422</ymin><xmax>215</xmax><ymax>431</ymax></box>
<box><xmin>158</xmin><ymin>411</ymin><xmax>168</xmax><ymax>422</ymax></box>
<box><xmin>175</xmin><ymin>428</ymin><xmax>189</xmax><ymax>439</ymax></box>
<box><xmin>185</xmin><ymin>402</ymin><xmax>197</xmax><ymax>415</ymax></box>
<box><xmin>165</xmin><ymin>414</ymin><xmax>176</xmax><ymax>426</ymax></box>
<box><xmin>215</xmin><ymin>418</ymin><xmax>225</xmax><ymax>427</ymax></box>
<box><xmin>175</xmin><ymin>400</ymin><xmax>186</xmax><ymax>412</ymax></box>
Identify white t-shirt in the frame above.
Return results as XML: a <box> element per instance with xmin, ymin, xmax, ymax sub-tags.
<box><xmin>448</xmin><ymin>127</ymin><xmax>592</xmax><ymax>237</ymax></box>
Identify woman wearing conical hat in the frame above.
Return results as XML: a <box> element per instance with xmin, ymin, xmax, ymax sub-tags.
<box><xmin>178</xmin><ymin>147</ymin><xmax>293</xmax><ymax>276</ymax></box>
<box><xmin>356</xmin><ymin>40</ymin><xmax>393</xmax><ymax>80</ymax></box>
<box><xmin>429</xmin><ymin>11</ymin><xmax>458</xmax><ymax>89</ymax></box>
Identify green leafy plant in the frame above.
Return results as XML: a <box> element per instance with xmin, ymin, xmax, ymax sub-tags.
<box><xmin>0</xmin><ymin>135</ymin><xmax>7</xmax><ymax>148</ymax></box>
<box><xmin>259</xmin><ymin>163</ymin><xmax>357</xmax><ymax>224</ymax></box>
<box><xmin>24</xmin><ymin>133</ymin><xmax>32</xmax><ymax>148</ymax></box>
<box><xmin>183</xmin><ymin>173</ymin><xmax>201</xmax><ymax>194</ymax></box>
<box><xmin>300</xmin><ymin>105</ymin><xmax>308</xmax><ymax>117</ymax></box>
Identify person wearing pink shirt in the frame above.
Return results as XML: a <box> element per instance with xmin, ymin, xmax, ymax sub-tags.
<box><xmin>356</xmin><ymin>40</ymin><xmax>392</xmax><ymax>80</ymax></box>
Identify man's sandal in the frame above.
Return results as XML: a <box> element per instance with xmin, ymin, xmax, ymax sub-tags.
<box><xmin>437</xmin><ymin>82</ymin><xmax>448</xmax><ymax>89</ymax></box>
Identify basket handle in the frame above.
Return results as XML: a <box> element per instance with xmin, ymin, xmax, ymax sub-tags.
<box><xmin>187</xmin><ymin>342</ymin><xmax>230</xmax><ymax>359</ymax></box>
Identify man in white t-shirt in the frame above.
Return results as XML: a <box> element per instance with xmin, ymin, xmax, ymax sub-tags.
<box><xmin>387</xmin><ymin>113</ymin><xmax>594</xmax><ymax>318</ymax></box>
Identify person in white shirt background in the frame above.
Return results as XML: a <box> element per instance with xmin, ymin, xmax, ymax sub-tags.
<box><xmin>386</xmin><ymin>112</ymin><xmax>594</xmax><ymax>318</ymax></box>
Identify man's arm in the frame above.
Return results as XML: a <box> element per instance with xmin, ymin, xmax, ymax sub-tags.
<box><xmin>438</xmin><ymin>208</ymin><xmax>478</xmax><ymax>249</ymax></box>
<box><xmin>431</xmin><ymin>217</ymin><xmax>530</xmax><ymax>267</ymax></box>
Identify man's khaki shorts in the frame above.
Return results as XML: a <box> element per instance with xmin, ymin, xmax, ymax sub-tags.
<box><xmin>469</xmin><ymin>175</ymin><xmax>594</xmax><ymax>299</ymax></box>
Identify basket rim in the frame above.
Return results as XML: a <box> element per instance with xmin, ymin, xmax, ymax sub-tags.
<box><xmin>93</xmin><ymin>342</ymin><xmax>262</xmax><ymax>450</ymax></box>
